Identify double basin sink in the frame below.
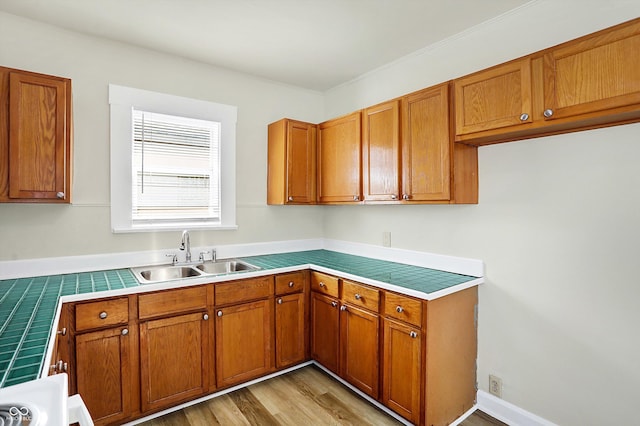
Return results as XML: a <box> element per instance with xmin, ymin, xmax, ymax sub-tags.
<box><xmin>130</xmin><ymin>259</ymin><xmax>260</xmax><ymax>284</ymax></box>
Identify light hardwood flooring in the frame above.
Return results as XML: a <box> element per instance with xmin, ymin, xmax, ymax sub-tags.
<box><xmin>139</xmin><ymin>365</ymin><xmax>506</xmax><ymax>426</ymax></box>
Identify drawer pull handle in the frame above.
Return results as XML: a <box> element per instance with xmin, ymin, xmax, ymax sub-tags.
<box><xmin>99</xmin><ymin>311</ymin><xmax>108</xmax><ymax>319</ymax></box>
<box><xmin>288</xmin><ymin>281</ymin><xmax>294</xmax><ymax>287</ymax></box>
<box><xmin>277</xmin><ymin>298</ymin><xmax>283</xmax><ymax>304</ymax></box>
<box><xmin>543</xmin><ymin>109</ymin><xmax>554</xmax><ymax>118</ymax></box>
<box><xmin>319</xmin><ymin>282</ymin><xmax>325</xmax><ymax>288</ymax></box>
<box><xmin>340</xmin><ymin>305</ymin><xmax>347</xmax><ymax>312</ymax></box>
<box><xmin>56</xmin><ymin>192</ymin><xmax>65</xmax><ymax>199</ymax></box>
<box><xmin>519</xmin><ymin>113</ymin><xmax>529</xmax><ymax>121</ymax></box>
<box><xmin>121</xmin><ymin>328</ymin><xmax>129</xmax><ymax>336</ymax></box>
<box><xmin>217</xmin><ymin>311</ymin><xmax>223</xmax><ymax>317</ymax></box>
<box><xmin>396</xmin><ymin>306</ymin><xmax>404</xmax><ymax>313</ymax></box>
<box><xmin>354</xmin><ymin>293</ymin><xmax>361</xmax><ymax>300</ymax></box>
<box><xmin>203</xmin><ymin>314</ymin><xmax>209</xmax><ymax>321</ymax></box>
<box><xmin>331</xmin><ymin>301</ymin><xmax>338</xmax><ymax>308</ymax></box>
<box><xmin>288</xmin><ymin>196</ymin><xmax>294</xmax><ymax>201</ymax></box>
<box><xmin>410</xmin><ymin>331</ymin><xmax>418</xmax><ymax>339</ymax></box>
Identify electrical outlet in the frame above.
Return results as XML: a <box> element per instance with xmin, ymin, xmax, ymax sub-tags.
<box><xmin>382</xmin><ymin>231</ymin><xmax>391</xmax><ymax>247</ymax></box>
<box><xmin>489</xmin><ymin>375</ymin><xmax>502</xmax><ymax>398</ymax></box>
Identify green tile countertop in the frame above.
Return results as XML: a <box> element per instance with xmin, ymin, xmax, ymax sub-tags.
<box><xmin>0</xmin><ymin>249</ymin><xmax>479</xmax><ymax>388</ymax></box>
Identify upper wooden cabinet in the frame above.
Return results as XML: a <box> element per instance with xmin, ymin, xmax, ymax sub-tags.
<box><xmin>0</xmin><ymin>66</ymin><xmax>72</xmax><ymax>203</ymax></box>
<box><xmin>318</xmin><ymin>111</ymin><xmax>362</xmax><ymax>203</ymax></box>
<box><xmin>362</xmin><ymin>100</ymin><xmax>400</xmax><ymax>202</ymax></box>
<box><xmin>267</xmin><ymin>118</ymin><xmax>317</xmax><ymax>204</ymax></box>
<box><xmin>454</xmin><ymin>58</ymin><xmax>533</xmax><ymax>136</ymax></box>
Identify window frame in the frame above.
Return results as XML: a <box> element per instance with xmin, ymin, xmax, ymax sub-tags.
<box><xmin>109</xmin><ymin>84</ymin><xmax>238</xmax><ymax>233</ymax></box>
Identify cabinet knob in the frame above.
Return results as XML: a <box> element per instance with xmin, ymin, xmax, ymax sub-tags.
<box><xmin>288</xmin><ymin>196</ymin><xmax>294</xmax><ymax>201</ymax></box>
<box><xmin>402</xmin><ymin>194</ymin><xmax>410</xmax><ymax>200</ymax></box>
<box><xmin>99</xmin><ymin>311</ymin><xmax>108</xmax><ymax>319</ymax></box>
<box><xmin>56</xmin><ymin>192</ymin><xmax>65</xmax><ymax>199</ymax></box>
<box><xmin>391</xmin><ymin>194</ymin><xmax>397</xmax><ymax>200</ymax></box>
<box><xmin>353</xmin><ymin>195</ymin><xmax>359</xmax><ymax>201</ymax></box>
<box><xmin>519</xmin><ymin>113</ymin><xmax>529</xmax><ymax>121</ymax></box>
<box><xmin>396</xmin><ymin>306</ymin><xmax>404</xmax><ymax>313</ymax></box>
<box><xmin>410</xmin><ymin>331</ymin><xmax>418</xmax><ymax>339</ymax></box>
<box><xmin>277</xmin><ymin>298</ymin><xmax>283</xmax><ymax>304</ymax></box>
<box><xmin>543</xmin><ymin>109</ymin><xmax>554</xmax><ymax>118</ymax></box>
<box><xmin>288</xmin><ymin>281</ymin><xmax>294</xmax><ymax>287</ymax></box>
<box><xmin>354</xmin><ymin>293</ymin><xmax>361</xmax><ymax>300</ymax></box>
<box><xmin>319</xmin><ymin>282</ymin><xmax>325</xmax><ymax>288</ymax></box>
<box><xmin>121</xmin><ymin>328</ymin><xmax>129</xmax><ymax>336</ymax></box>
<box><xmin>203</xmin><ymin>314</ymin><xmax>209</xmax><ymax>321</ymax></box>
<box><xmin>331</xmin><ymin>301</ymin><xmax>338</xmax><ymax>308</ymax></box>
<box><xmin>217</xmin><ymin>311</ymin><xmax>223</xmax><ymax>317</ymax></box>
<box><xmin>57</xmin><ymin>327</ymin><xmax>67</xmax><ymax>336</ymax></box>
<box><xmin>340</xmin><ymin>305</ymin><xmax>347</xmax><ymax>311</ymax></box>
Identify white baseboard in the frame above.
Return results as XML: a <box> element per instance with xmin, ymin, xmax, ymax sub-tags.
<box><xmin>477</xmin><ymin>390</ymin><xmax>557</xmax><ymax>426</ymax></box>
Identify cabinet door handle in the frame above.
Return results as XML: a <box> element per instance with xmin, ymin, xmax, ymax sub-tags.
<box><xmin>99</xmin><ymin>311</ymin><xmax>108</xmax><ymax>319</ymax></box>
<box><xmin>543</xmin><ymin>109</ymin><xmax>554</xmax><ymax>118</ymax></box>
<box><xmin>519</xmin><ymin>113</ymin><xmax>529</xmax><ymax>121</ymax></box>
<box><xmin>319</xmin><ymin>282</ymin><xmax>325</xmax><ymax>288</ymax></box>
<box><xmin>288</xmin><ymin>196</ymin><xmax>294</xmax><ymax>201</ymax></box>
<box><xmin>410</xmin><ymin>331</ymin><xmax>418</xmax><ymax>338</ymax></box>
<box><xmin>121</xmin><ymin>328</ymin><xmax>129</xmax><ymax>336</ymax></box>
<box><xmin>331</xmin><ymin>301</ymin><xmax>338</xmax><ymax>308</ymax></box>
<box><xmin>288</xmin><ymin>281</ymin><xmax>294</xmax><ymax>287</ymax></box>
<box><xmin>57</xmin><ymin>327</ymin><xmax>67</xmax><ymax>336</ymax></box>
<box><xmin>353</xmin><ymin>195</ymin><xmax>359</xmax><ymax>201</ymax></box>
<box><xmin>391</xmin><ymin>194</ymin><xmax>397</xmax><ymax>200</ymax></box>
<box><xmin>203</xmin><ymin>314</ymin><xmax>209</xmax><ymax>320</ymax></box>
<box><xmin>217</xmin><ymin>310</ymin><xmax>223</xmax><ymax>317</ymax></box>
<box><xmin>354</xmin><ymin>293</ymin><xmax>361</xmax><ymax>300</ymax></box>
<box><xmin>396</xmin><ymin>306</ymin><xmax>404</xmax><ymax>313</ymax></box>
<box><xmin>277</xmin><ymin>298</ymin><xmax>283</xmax><ymax>304</ymax></box>
<box><xmin>402</xmin><ymin>194</ymin><xmax>410</xmax><ymax>200</ymax></box>
<box><xmin>56</xmin><ymin>192</ymin><xmax>65</xmax><ymax>199</ymax></box>
<box><xmin>340</xmin><ymin>305</ymin><xmax>347</xmax><ymax>312</ymax></box>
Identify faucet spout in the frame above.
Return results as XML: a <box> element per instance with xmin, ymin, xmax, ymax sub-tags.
<box><xmin>180</xmin><ymin>230</ymin><xmax>191</xmax><ymax>263</ymax></box>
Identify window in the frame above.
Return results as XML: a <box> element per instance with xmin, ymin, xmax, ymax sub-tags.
<box><xmin>109</xmin><ymin>85</ymin><xmax>237</xmax><ymax>232</ymax></box>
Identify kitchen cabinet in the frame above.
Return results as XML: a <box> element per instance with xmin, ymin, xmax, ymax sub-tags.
<box><xmin>73</xmin><ymin>296</ymin><xmax>138</xmax><ymax>425</ymax></box>
<box><xmin>215</xmin><ymin>277</ymin><xmax>274</xmax><ymax>388</ymax></box>
<box><xmin>138</xmin><ymin>286</ymin><xmax>213</xmax><ymax>414</ymax></box>
<box><xmin>317</xmin><ymin>111</ymin><xmax>362</xmax><ymax>203</ymax></box>
<box><xmin>274</xmin><ymin>271</ymin><xmax>308</xmax><ymax>368</ymax></box>
<box><xmin>310</xmin><ymin>291</ymin><xmax>340</xmax><ymax>373</ymax></box>
<box><xmin>381</xmin><ymin>293</ymin><xmax>423</xmax><ymax>424</ymax></box>
<box><xmin>362</xmin><ymin>99</ymin><xmax>400</xmax><ymax>202</ymax></box>
<box><xmin>267</xmin><ymin>118</ymin><xmax>317</xmax><ymax>204</ymax></box>
<box><xmin>48</xmin><ymin>303</ymin><xmax>70</xmax><ymax>383</ymax></box>
<box><xmin>0</xmin><ymin>66</ymin><xmax>72</xmax><ymax>203</ymax></box>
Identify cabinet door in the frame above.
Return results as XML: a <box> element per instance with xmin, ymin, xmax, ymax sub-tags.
<box><xmin>402</xmin><ymin>85</ymin><xmax>451</xmax><ymax>202</ymax></box>
<box><xmin>215</xmin><ymin>299</ymin><xmax>273</xmax><ymax>388</ymax></box>
<box><xmin>454</xmin><ymin>58</ymin><xmax>532</xmax><ymax>136</ymax></box>
<box><xmin>362</xmin><ymin>100</ymin><xmax>400</xmax><ymax>201</ymax></box>
<box><xmin>6</xmin><ymin>70</ymin><xmax>71</xmax><ymax>201</ymax></box>
<box><xmin>310</xmin><ymin>292</ymin><xmax>340</xmax><ymax>373</ymax></box>
<box><xmin>275</xmin><ymin>293</ymin><xmax>306</xmax><ymax>368</ymax></box>
<box><xmin>542</xmin><ymin>20</ymin><xmax>640</xmax><ymax>121</ymax></box>
<box><xmin>318</xmin><ymin>112</ymin><xmax>362</xmax><ymax>203</ymax></box>
<box><xmin>382</xmin><ymin>318</ymin><xmax>422</xmax><ymax>424</ymax></box>
<box><xmin>75</xmin><ymin>326</ymin><xmax>135</xmax><ymax>425</ymax></box>
<box><xmin>267</xmin><ymin>119</ymin><xmax>316</xmax><ymax>205</ymax></box>
<box><xmin>340</xmin><ymin>304</ymin><xmax>379</xmax><ymax>399</ymax></box>
<box><xmin>139</xmin><ymin>311</ymin><xmax>211</xmax><ymax>413</ymax></box>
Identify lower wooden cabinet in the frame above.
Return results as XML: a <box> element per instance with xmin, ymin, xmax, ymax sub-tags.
<box><xmin>215</xmin><ymin>299</ymin><xmax>273</xmax><ymax>388</ymax></box>
<box><xmin>382</xmin><ymin>318</ymin><xmax>422</xmax><ymax>424</ymax></box>
<box><xmin>75</xmin><ymin>326</ymin><xmax>136</xmax><ymax>425</ymax></box>
<box><xmin>139</xmin><ymin>311</ymin><xmax>211</xmax><ymax>413</ymax></box>
<box><xmin>310</xmin><ymin>291</ymin><xmax>340</xmax><ymax>373</ymax></box>
<box><xmin>275</xmin><ymin>292</ymin><xmax>306</xmax><ymax>368</ymax></box>
<box><xmin>340</xmin><ymin>303</ymin><xmax>379</xmax><ymax>399</ymax></box>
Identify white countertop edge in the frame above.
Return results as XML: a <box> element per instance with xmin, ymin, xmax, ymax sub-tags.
<box><xmin>0</xmin><ymin>238</ymin><xmax>483</xmax><ymax>280</ymax></box>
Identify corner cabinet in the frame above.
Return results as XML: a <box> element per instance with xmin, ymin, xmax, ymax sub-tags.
<box><xmin>0</xmin><ymin>66</ymin><xmax>72</xmax><ymax>203</ymax></box>
<box><xmin>267</xmin><ymin>118</ymin><xmax>317</xmax><ymax>204</ymax></box>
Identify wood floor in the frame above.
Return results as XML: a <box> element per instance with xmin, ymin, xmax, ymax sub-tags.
<box><xmin>138</xmin><ymin>365</ymin><xmax>506</xmax><ymax>426</ymax></box>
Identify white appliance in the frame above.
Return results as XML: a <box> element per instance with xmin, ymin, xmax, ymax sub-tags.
<box><xmin>0</xmin><ymin>374</ymin><xmax>93</xmax><ymax>425</ymax></box>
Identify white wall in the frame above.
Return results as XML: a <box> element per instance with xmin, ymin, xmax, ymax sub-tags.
<box><xmin>323</xmin><ymin>1</ymin><xmax>640</xmax><ymax>425</ymax></box>
<box><xmin>0</xmin><ymin>11</ymin><xmax>325</xmax><ymax>261</ymax></box>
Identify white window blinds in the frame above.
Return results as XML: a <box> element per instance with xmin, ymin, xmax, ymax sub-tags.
<box><xmin>132</xmin><ymin>109</ymin><xmax>221</xmax><ymax>223</ymax></box>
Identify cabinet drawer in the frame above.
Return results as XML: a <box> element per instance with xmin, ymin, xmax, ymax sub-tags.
<box><xmin>215</xmin><ymin>276</ymin><xmax>274</xmax><ymax>306</ymax></box>
<box><xmin>75</xmin><ymin>298</ymin><xmax>129</xmax><ymax>332</ymax></box>
<box><xmin>383</xmin><ymin>292</ymin><xmax>422</xmax><ymax>327</ymax></box>
<box><xmin>138</xmin><ymin>285</ymin><xmax>209</xmax><ymax>320</ymax></box>
<box><xmin>310</xmin><ymin>272</ymin><xmax>339</xmax><ymax>298</ymax></box>
<box><xmin>342</xmin><ymin>280</ymin><xmax>379</xmax><ymax>313</ymax></box>
<box><xmin>275</xmin><ymin>271</ymin><xmax>305</xmax><ymax>295</ymax></box>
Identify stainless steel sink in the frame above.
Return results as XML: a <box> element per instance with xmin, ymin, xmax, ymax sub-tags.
<box><xmin>131</xmin><ymin>259</ymin><xmax>260</xmax><ymax>284</ymax></box>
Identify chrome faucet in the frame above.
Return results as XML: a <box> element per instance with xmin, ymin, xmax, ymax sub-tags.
<box><xmin>180</xmin><ymin>230</ymin><xmax>191</xmax><ymax>263</ymax></box>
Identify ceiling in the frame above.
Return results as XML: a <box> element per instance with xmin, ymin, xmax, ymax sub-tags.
<box><xmin>0</xmin><ymin>0</ymin><xmax>532</xmax><ymax>91</ymax></box>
